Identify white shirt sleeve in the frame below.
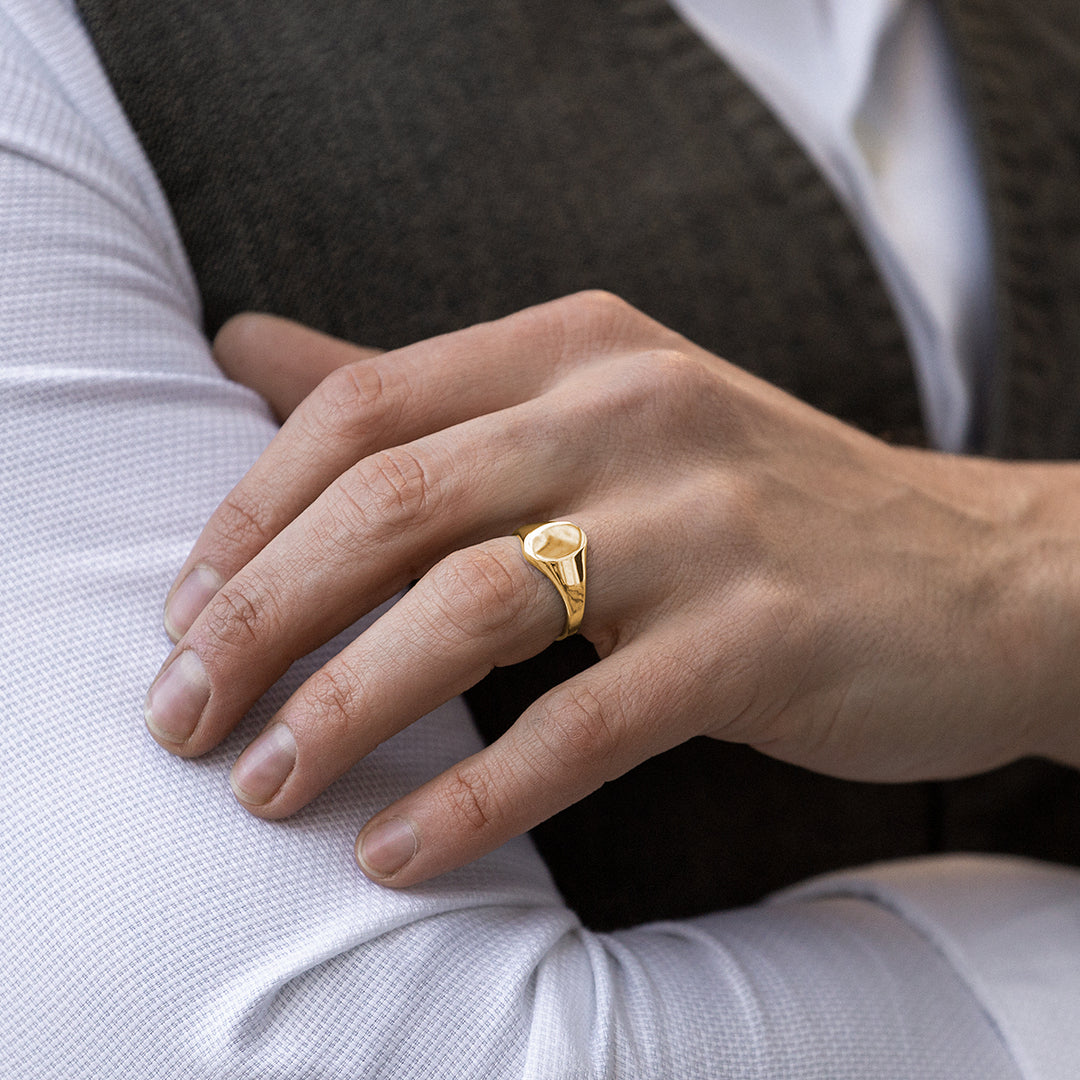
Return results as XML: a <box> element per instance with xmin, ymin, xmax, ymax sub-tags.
<box><xmin>0</xmin><ymin>2</ymin><xmax>1070</xmax><ymax>1077</ymax></box>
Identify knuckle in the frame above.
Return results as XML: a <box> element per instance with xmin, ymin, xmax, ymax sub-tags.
<box><xmin>216</xmin><ymin>488</ymin><xmax>277</xmax><ymax>552</ymax></box>
<box><xmin>320</xmin><ymin>359</ymin><xmax>386</xmax><ymax>418</ymax></box>
<box><xmin>440</xmin><ymin>764</ymin><xmax>498</xmax><ymax>834</ymax></box>
<box><xmin>576</xmin><ymin>348</ymin><xmax>715</xmax><ymax>435</ymax></box>
<box><xmin>342</xmin><ymin>445</ymin><xmax>436</xmax><ymax>533</ymax></box>
<box><xmin>631</xmin><ymin>348</ymin><xmax>715</xmax><ymax>405</ymax></box>
<box><xmin>425</xmin><ymin>548</ymin><xmax>528</xmax><ymax>641</ymax></box>
<box><xmin>562</xmin><ymin>289</ymin><xmax>643</xmax><ymax>340</ymax></box>
<box><xmin>305</xmin><ymin>664</ymin><xmax>364</xmax><ymax>740</ymax></box>
<box><xmin>532</xmin><ymin>685</ymin><xmax>623</xmax><ymax>770</ymax></box>
<box><xmin>315</xmin><ymin>361</ymin><xmax>402</xmax><ymax>442</ymax></box>
<box><xmin>534</xmin><ymin>290</ymin><xmax>649</xmax><ymax>359</ymax></box>
<box><xmin>749</xmin><ymin>583</ymin><xmax>814</xmax><ymax>673</ymax></box>
<box><xmin>596</xmin><ymin>349</ymin><xmax>721</xmax><ymax>442</ymax></box>
<box><xmin>200</xmin><ymin>574</ymin><xmax>279</xmax><ymax>651</ymax></box>
<box><xmin>566</xmin><ymin>289</ymin><xmax>634</xmax><ymax>320</ymax></box>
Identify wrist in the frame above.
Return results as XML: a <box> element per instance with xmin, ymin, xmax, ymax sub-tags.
<box><xmin>994</xmin><ymin>462</ymin><xmax>1080</xmax><ymax>767</ymax></box>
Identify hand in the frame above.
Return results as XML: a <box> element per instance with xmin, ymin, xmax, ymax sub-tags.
<box><xmin>145</xmin><ymin>291</ymin><xmax>1080</xmax><ymax>886</ymax></box>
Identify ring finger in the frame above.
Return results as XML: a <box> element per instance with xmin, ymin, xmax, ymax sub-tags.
<box><xmin>227</xmin><ymin>523</ymin><xmax>616</xmax><ymax>817</ymax></box>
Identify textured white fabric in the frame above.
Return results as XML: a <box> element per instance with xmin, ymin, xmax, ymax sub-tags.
<box><xmin>0</xmin><ymin>1</ymin><xmax>1073</xmax><ymax>1077</ymax></box>
<box><xmin>785</xmin><ymin>857</ymin><xmax>1080</xmax><ymax>1080</ymax></box>
<box><xmin>672</xmin><ymin>0</ymin><xmax>995</xmax><ymax>451</ymax></box>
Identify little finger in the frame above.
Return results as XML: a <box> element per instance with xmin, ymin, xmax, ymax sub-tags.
<box><xmin>355</xmin><ymin>629</ymin><xmax>708</xmax><ymax>886</ymax></box>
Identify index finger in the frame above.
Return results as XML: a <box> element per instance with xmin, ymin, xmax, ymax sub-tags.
<box><xmin>165</xmin><ymin>299</ymin><xmax>599</xmax><ymax>641</ymax></box>
<box><xmin>165</xmin><ymin>292</ymin><xmax>658</xmax><ymax>642</ymax></box>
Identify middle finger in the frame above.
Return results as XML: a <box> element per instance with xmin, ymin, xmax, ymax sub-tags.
<box><xmin>226</xmin><ymin>533</ymin><xmax>572</xmax><ymax>816</ymax></box>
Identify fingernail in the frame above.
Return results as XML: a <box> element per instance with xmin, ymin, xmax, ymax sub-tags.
<box><xmin>144</xmin><ymin>650</ymin><xmax>210</xmax><ymax>745</ymax></box>
<box><xmin>164</xmin><ymin>564</ymin><xmax>223</xmax><ymax>642</ymax></box>
<box><xmin>230</xmin><ymin>724</ymin><xmax>297</xmax><ymax>805</ymax></box>
<box><xmin>357</xmin><ymin>818</ymin><xmax>418</xmax><ymax>879</ymax></box>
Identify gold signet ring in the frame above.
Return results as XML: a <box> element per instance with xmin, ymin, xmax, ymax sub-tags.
<box><xmin>514</xmin><ymin>521</ymin><xmax>587</xmax><ymax>640</ymax></box>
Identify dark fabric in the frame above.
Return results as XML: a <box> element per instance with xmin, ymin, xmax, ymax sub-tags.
<box><xmin>73</xmin><ymin>0</ymin><xmax>923</xmax><ymax>440</ymax></box>
<box><xmin>74</xmin><ymin>0</ymin><xmax>1080</xmax><ymax>929</ymax></box>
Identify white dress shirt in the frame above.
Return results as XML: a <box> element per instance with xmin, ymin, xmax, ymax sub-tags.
<box><xmin>1</xmin><ymin>1</ymin><xmax>1076</xmax><ymax>1077</ymax></box>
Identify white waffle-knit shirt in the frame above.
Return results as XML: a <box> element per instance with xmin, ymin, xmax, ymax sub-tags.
<box><xmin>1</xmin><ymin>1</ymin><xmax>1076</xmax><ymax>1077</ymax></box>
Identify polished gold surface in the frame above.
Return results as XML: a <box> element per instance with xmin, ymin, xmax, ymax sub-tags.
<box><xmin>514</xmin><ymin>521</ymin><xmax>587</xmax><ymax>640</ymax></box>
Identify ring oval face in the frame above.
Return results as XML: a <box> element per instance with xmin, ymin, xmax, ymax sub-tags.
<box><xmin>525</xmin><ymin>522</ymin><xmax>584</xmax><ymax>562</ymax></box>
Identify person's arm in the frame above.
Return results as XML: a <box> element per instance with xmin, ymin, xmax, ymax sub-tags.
<box><xmin>0</xmin><ymin>2</ymin><xmax>1065</xmax><ymax>1077</ymax></box>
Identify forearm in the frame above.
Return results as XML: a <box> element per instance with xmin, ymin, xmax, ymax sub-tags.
<box><xmin>996</xmin><ymin>458</ymin><xmax>1080</xmax><ymax>767</ymax></box>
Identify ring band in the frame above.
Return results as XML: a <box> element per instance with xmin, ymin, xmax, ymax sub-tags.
<box><xmin>514</xmin><ymin>521</ymin><xmax>587</xmax><ymax>640</ymax></box>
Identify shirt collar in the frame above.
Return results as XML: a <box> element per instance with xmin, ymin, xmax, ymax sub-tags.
<box><xmin>669</xmin><ymin>0</ymin><xmax>907</xmax><ymax>133</ymax></box>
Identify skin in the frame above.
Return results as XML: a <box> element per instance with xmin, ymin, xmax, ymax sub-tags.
<box><xmin>144</xmin><ymin>290</ymin><xmax>1080</xmax><ymax>887</ymax></box>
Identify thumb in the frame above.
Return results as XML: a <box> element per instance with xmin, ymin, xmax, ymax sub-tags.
<box><xmin>213</xmin><ymin>312</ymin><xmax>384</xmax><ymax>420</ymax></box>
